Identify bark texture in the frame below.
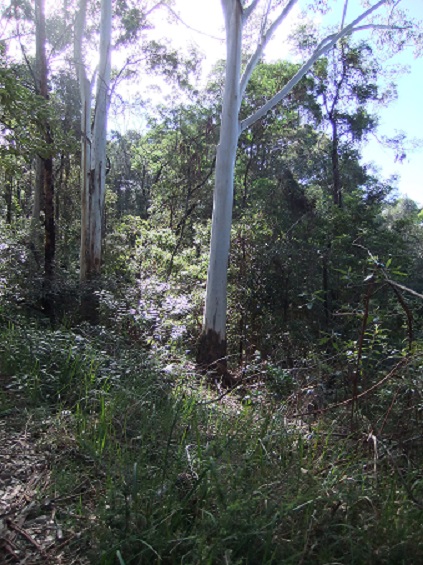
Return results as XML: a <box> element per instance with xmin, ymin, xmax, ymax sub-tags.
<box><xmin>197</xmin><ymin>329</ymin><xmax>228</xmax><ymax>373</ymax></box>
<box><xmin>197</xmin><ymin>0</ymin><xmax>243</xmax><ymax>367</ymax></box>
<box><xmin>74</xmin><ymin>0</ymin><xmax>112</xmax><ymax>322</ymax></box>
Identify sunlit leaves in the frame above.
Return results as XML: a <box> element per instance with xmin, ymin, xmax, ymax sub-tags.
<box><xmin>0</xmin><ymin>65</ymin><xmax>52</xmax><ymax>162</ymax></box>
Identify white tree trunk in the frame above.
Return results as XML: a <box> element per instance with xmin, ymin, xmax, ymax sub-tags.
<box><xmin>197</xmin><ymin>0</ymin><xmax>243</xmax><ymax>368</ymax></box>
<box><xmin>198</xmin><ymin>0</ymin><xmax>397</xmax><ymax>369</ymax></box>
<box><xmin>75</xmin><ymin>0</ymin><xmax>112</xmax><ymax>282</ymax></box>
<box><xmin>74</xmin><ymin>0</ymin><xmax>91</xmax><ymax>281</ymax></box>
<box><xmin>88</xmin><ymin>0</ymin><xmax>112</xmax><ymax>277</ymax></box>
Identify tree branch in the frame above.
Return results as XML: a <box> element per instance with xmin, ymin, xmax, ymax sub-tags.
<box><xmin>160</xmin><ymin>3</ymin><xmax>224</xmax><ymax>41</ymax></box>
<box><xmin>383</xmin><ymin>278</ymin><xmax>423</xmax><ymax>301</ymax></box>
<box><xmin>294</xmin><ymin>356</ymin><xmax>410</xmax><ymax>419</ymax></box>
<box><xmin>20</xmin><ymin>44</ymin><xmax>38</xmax><ymax>94</ymax></box>
<box><xmin>240</xmin><ymin>0</ymin><xmax>299</xmax><ymax>97</ymax></box>
<box><xmin>341</xmin><ymin>0</ymin><xmax>349</xmax><ymax>30</ymax></box>
<box><xmin>240</xmin><ymin>0</ymin><xmax>395</xmax><ymax>132</ymax></box>
<box><xmin>350</xmin><ymin>23</ymin><xmax>410</xmax><ymax>32</ymax></box>
<box><xmin>74</xmin><ymin>0</ymin><xmax>89</xmax><ymax>88</ymax></box>
<box><xmin>243</xmin><ymin>0</ymin><xmax>261</xmax><ymax>21</ymax></box>
<box><xmin>354</xmin><ymin>241</ymin><xmax>423</xmax><ymax>302</ymax></box>
<box><xmin>144</xmin><ymin>0</ymin><xmax>166</xmax><ymax>18</ymax></box>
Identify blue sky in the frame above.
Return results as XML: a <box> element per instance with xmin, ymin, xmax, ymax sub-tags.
<box><xmin>154</xmin><ymin>0</ymin><xmax>423</xmax><ymax>204</ymax></box>
<box><xmin>358</xmin><ymin>0</ymin><xmax>423</xmax><ymax>205</ymax></box>
<box><xmin>363</xmin><ymin>55</ymin><xmax>423</xmax><ymax>205</ymax></box>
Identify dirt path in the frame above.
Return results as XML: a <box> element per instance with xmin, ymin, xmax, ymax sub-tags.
<box><xmin>0</xmin><ymin>380</ymin><xmax>92</xmax><ymax>564</ymax></box>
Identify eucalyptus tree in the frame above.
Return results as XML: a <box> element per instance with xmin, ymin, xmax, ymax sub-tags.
<box><xmin>0</xmin><ymin>53</ymin><xmax>50</xmax><ymax>209</ymax></box>
<box><xmin>74</xmin><ymin>0</ymin><xmax>199</xmax><ymax>289</ymax></box>
<box><xmin>74</xmin><ymin>0</ymin><xmax>112</xmax><ymax>284</ymax></box>
<box><xmin>1</xmin><ymin>0</ymin><xmax>57</xmax><ymax>313</ymax></box>
<box><xmin>1</xmin><ymin>0</ymin><xmax>82</xmax><ymax>292</ymax></box>
<box><xmin>197</xmin><ymin>0</ymin><xmax>412</xmax><ymax>370</ymax></box>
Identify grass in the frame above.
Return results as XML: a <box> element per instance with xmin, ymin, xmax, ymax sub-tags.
<box><xmin>1</xmin><ymin>317</ymin><xmax>422</xmax><ymax>564</ymax></box>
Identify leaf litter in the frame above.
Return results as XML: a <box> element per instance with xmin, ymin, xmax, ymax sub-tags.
<box><xmin>0</xmin><ymin>376</ymin><xmax>94</xmax><ymax>564</ymax></box>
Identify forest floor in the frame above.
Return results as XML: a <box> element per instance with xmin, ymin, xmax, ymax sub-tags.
<box><xmin>1</xmin><ymin>345</ymin><xmax>423</xmax><ymax>564</ymax></box>
<box><xmin>0</xmin><ymin>374</ymin><xmax>93</xmax><ymax>565</ymax></box>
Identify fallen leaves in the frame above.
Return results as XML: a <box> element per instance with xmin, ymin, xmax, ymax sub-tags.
<box><xmin>0</xmin><ymin>414</ymin><xmax>90</xmax><ymax>564</ymax></box>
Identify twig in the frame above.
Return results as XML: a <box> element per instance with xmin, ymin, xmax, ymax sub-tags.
<box><xmin>383</xmin><ymin>278</ymin><xmax>423</xmax><ymax>301</ymax></box>
<box><xmin>353</xmin><ymin>241</ymin><xmax>423</xmax><ymax>301</ymax></box>
<box><xmin>367</xmin><ymin>432</ymin><xmax>378</xmax><ymax>478</ymax></box>
<box><xmin>385</xmin><ymin>281</ymin><xmax>414</xmax><ymax>348</ymax></box>
<box><xmin>378</xmin><ymin>386</ymin><xmax>400</xmax><ymax>435</ymax></box>
<box><xmin>293</xmin><ymin>356</ymin><xmax>410</xmax><ymax>418</ymax></box>
<box><xmin>160</xmin><ymin>4</ymin><xmax>224</xmax><ymax>41</ymax></box>
<box><xmin>194</xmin><ymin>372</ymin><xmax>264</xmax><ymax>406</ymax></box>
<box><xmin>7</xmin><ymin>519</ymin><xmax>47</xmax><ymax>558</ymax></box>
<box><xmin>298</xmin><ymin>509</ymin><xmax>317</xmax><ymax>565</ymax></box>
<box><xmin>166</xmin><ymin>156</ymin><xmax>216</xmax><ymax>279</ymax></box>
<box><xmin>198</xmin><ymin>380</ymin><xmax>245</xmax><ymax>405</ymax></box>
<box><xmin>47</xmin><ymin>527</ymin><xmax>90</xmax><ymax>554</ymax></box>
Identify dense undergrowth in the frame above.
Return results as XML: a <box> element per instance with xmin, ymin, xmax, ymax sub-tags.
<box><xmin>1</xmin><ymin>295</ymin><xmax>423</xmax><ymax>564</ymax></box>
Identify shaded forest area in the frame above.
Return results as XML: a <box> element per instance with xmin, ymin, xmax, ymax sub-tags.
<box><xmin>1</xmin><ymin>0</ymin><xmax>423</xmax><ymax>563</ymax></box>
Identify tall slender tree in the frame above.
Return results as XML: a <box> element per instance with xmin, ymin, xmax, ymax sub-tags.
<box><xmin>74</xmin><ymin>0</ymin><xmax>177</xmax><ymax>292</ymax></box>
<box><xmin>197</xmin><ymin>0</ymin><xmax>410</xmax><ymax>371</ymax></box>
<box><xmin>35</xmin><ymin>0</ymin><xmax>56</xmax><ymax>316</ymax></box>
<box><xmin>74</xmin><ymin>0</ymin><xmax>112</xmax><ymax>285</ymax></box>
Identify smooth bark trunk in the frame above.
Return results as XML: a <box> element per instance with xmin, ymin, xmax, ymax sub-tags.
<box><xmin>197</xmin><ymin>0</ymin><xmax>243</xmax><ymax>370</ymax></box>
<box><xmin>75</xmin><ymin>0</ymin><xmax>111</xmax><ymax>284</ymax></box>
<box><xmin>86</xmin><ymin>0</ymin><xmax>112</xmax><ymax>279</ymax></box>
<box><xmin>75</xmin><ymin>0</ymin><xmax>112</xmax><ymax>322</ymax></box>
<box><xmin>75</xmin><ymin>0</ymin><xmax>91</xmax><ymax>281</ymax></box>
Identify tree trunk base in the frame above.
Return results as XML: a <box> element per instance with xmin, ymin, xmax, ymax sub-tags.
<box><xmin>80</xmin><ymin>282</ymin><xmax>100</xmax><ymax>325</ymax></box>
<box><xmin>196</xmin><ymin>329</ymin><xmax>236</xmax><ymax>387</ymax></box>
<box><xmin>197</xmin><ymin>329</ymin><xmax>227</xmax><ymax>368</ymax></box>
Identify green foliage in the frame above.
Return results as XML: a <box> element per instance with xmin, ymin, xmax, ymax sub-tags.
<box><xmin>0</xmin><ymin>321</ymin><xmax>116</xmax><ymax>407</ymax></box>
<box><xmin>0</xmin><ymin>64</ymin><xmax>52</xmax><ymax>161</ymax></box>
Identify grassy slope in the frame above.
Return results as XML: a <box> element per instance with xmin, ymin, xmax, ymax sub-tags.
<box><xmin>0</xmin><ymin>319</ymin><xmax>422</xmax><ymax>564</ymax></box>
